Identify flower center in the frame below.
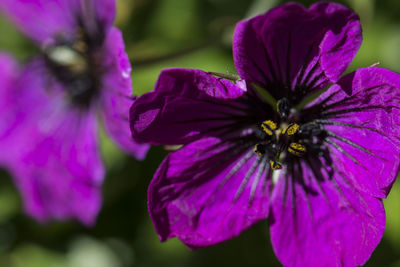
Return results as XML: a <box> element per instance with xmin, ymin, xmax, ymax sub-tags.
<box><xmin>253</xmin><ymin>98</ymin><xmax>326</xmax><ymax>170</ymax></box>
<box><xmin>254</xmin><ymin>120</ymin><xmax>306</xmax><ymax>170</ymax></box>
<box><xmin>44</xmin><ymin>27</ymin><xmax>103</xmax><ymax>108</ymax></box>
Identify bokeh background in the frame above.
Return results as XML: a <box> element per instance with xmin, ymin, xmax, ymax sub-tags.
<box><xmin>0</xmin><ymin>0</ymin><xmax>400</xmax><ymax>266</ymax></box>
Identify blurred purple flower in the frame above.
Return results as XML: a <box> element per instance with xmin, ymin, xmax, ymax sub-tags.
<box><xmin>130</xmin><ymin>2</ymin><xmax>400</xmax><ymax>266</ymax></box>
<box><xmin>0</xmin><ymin>0</ymin><xmax>149</xmax><ymax>225</ymax></box>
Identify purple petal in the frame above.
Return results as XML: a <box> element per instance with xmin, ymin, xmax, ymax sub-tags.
<box><xmin>92</xmin><ymin>0</ymin><xmax>115</xmax><ymax>32</ymax></box>
<box><xmin>10</xmin><ymin>110</ymin><xmax>104</xmax><ymax>225</ymax></box>
<box><xmin>130</xmin><ymin>69</ymin><xmax>260</xmax><ymax>145</ymax></box>
<box><xmin>100</xmin><ymin>27</ymin><xmax>149</xmax><ymax>160</ymax></box>
<box><xmin>0</xmin><ymin>0</ymin><xmax>115</xmax><ymax>44</ymax></box>
<box><xmin>0</xmin><ymin>53</ymin><xmax>20</xmax><ymax>164</ymax></box>
<box><xmin>0</xmin><ymin>0</ymin><xmax>77</xmax><ymax>43</ymax></box>
<box><xmin>307</xmin><ymin>67</ymin><xmax>400</xmax><ymax>198</ymax></box>
<box><xmin>233</xmin><ymin>2</ymin><xmax>361</xmax><ymax>101</ymax></box>
<box><xmin>149</xmin><ymin>137</ymin><xmax>270</xmax><ymax>247</ymax></box>
<box><xmin>0</xmin><ymin>60</ymin><xmax>104</xmax><ymax>225</ymax></box>
<box><xmin>0</xmin><ymin>53</ymin><xmax>18</xmax><ymax>92</ymax></box>
<box><xmin>270</xmin><ymin>160</ymin><xmax>385</xmax><ymax>267</ymax></box>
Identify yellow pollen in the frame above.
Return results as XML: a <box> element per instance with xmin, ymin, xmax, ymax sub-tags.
<box><xmin>288</xmin><ymin>142</ymin><xmax>306</xmax><ymax>157</ymax></box>
<box><xmin>282</xmin><ymin>123</ymin><xmax>300</xmax><ymax>136</ymax></box>
<box><xmin>261</xmin><ymin>120</ymin><xmax>277</xmax><ymax>136</ymax></box>
<box><xmin>254</xmin><ymin>145</ymin><xmax>263</xmax><ymax>156</ymax></box>
<box><xmin>270</xmin><ymin>160</ymin><xmax>282</xmax><ymax>170</ymax></box>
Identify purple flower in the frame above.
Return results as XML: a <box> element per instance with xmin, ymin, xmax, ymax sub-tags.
<box><xmin>130</xmin><ymin>2</ymin><xmax>400</xmax><ymax>266</ymax></box>
<box><xmin>0</xmin><ymin>0</ymin><xmax>149</xmax><ymax>225</ymax></box>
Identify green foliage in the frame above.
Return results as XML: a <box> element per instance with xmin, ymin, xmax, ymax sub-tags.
<box><xmin>1</xmin><ymin>0</ymin><xmax>400</xmax><ymax>266</ymax></box>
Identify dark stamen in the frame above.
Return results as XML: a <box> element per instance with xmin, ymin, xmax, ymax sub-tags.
<box><xmin>277</xmin><ymin>97</ymin><xmax>291</xmax><ymax>120</ymax></box>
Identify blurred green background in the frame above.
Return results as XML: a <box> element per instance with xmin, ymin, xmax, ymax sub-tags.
<box><xmin>0</xmin><ymin>0</ymin><xmax>400</xmax><ymax>266</ymax></box>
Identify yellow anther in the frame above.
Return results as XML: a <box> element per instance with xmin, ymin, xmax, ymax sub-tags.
<box><xmin>254</xmin><ymin>145</ymin><xmax>263</xmax><ymax>156</ymax></box>
<box><xmin>282</xmin><ymin>123</ymin><xmax>300</xmax><ymax>136</ymax></box>
<box><xmin>261</xmin><ymin>120</ymin><xmax>277</xmax><ymax>136</ymax></box>
<box><xmin>269</xmin><ymin>160</ymin><xmax>282</xmax><ymax>170</ymax></box>
<box><xmin>288</xmin><ymin>142</ymin><xmax>306</xmax><ymax>157</ymax></box>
